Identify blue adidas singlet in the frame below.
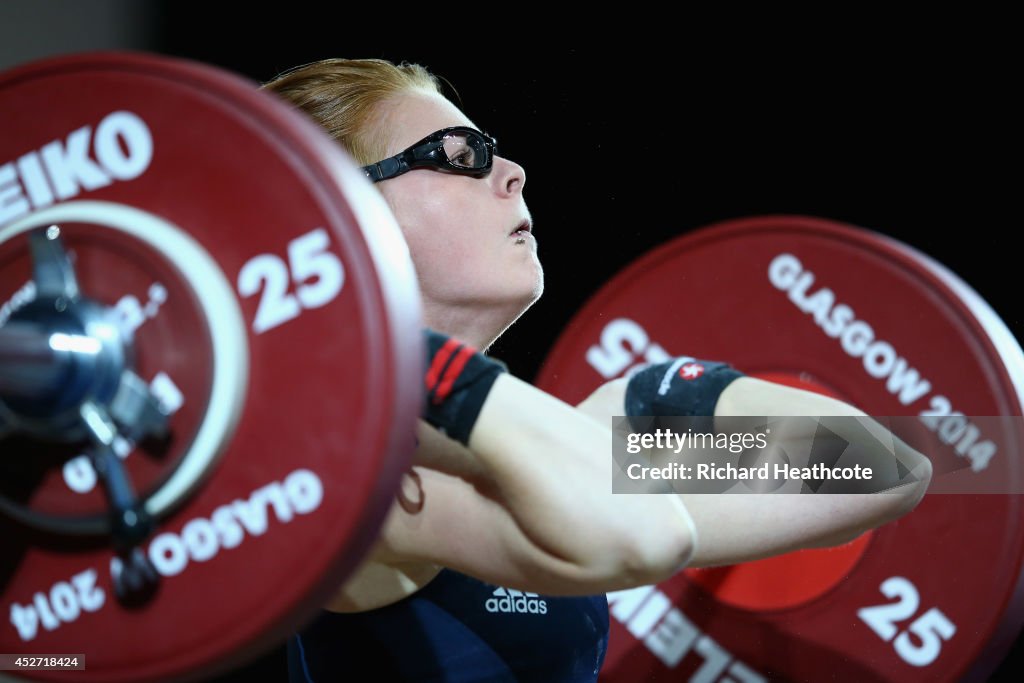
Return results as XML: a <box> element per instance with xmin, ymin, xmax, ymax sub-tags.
<box><xmin>287</xmin><ymin>568</ymin><xmax>610</xmax><ymax>682</ymax></box>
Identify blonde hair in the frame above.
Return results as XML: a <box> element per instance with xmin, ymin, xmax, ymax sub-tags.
<box><xmin>261</xmin><ymin>58</ymin><xmax>442</xmax><ymax>166</ymax></box>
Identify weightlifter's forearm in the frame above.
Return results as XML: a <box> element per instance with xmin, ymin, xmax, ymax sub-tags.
<box><xmin>678</xmin><ymin>377</ymin><xmax>932</xmax><ymax>567</ymax></box>
<box><xmin>417</xmin><ymin>329</ymin><xmax>695</xmax><ymax>583</ymax></box>
<box><xmin>466</xmin><ymin>374</ymin><xmax>696</xmax><ymax>584</ymax></box>
<box><xmin>716</xmin><ymin>377</ymin><xmax>933</xmax><ymax>496</ymax></box>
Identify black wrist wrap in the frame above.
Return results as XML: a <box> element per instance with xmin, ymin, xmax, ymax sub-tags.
<box><xmin>625</xmin><ymin>357</ymin><xmax>745</xmax><ymax>432</ymax></box>
<box><xmin>423</xmin><ymin>329</ymin><xmax>507</xmax><ymax>446</ymax></box>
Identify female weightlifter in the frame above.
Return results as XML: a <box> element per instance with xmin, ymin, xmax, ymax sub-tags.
<box><xmin>261</xmin><ymin>58</ymin><xmax>932</xmax><ymax>682</ymax></box>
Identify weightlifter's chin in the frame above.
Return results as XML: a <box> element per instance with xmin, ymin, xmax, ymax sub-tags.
<box><xmin>507</xmin><ymin>253</ymin><xmax>544</xmax><ymax>302</ymax></box>
<box><xmin>500</xmin><ymin>279</ymin><xmax>544</xmax><ymax>321</ymax></box>
<box><xmin>469</xmin><ymin>270</ymin><xmax>543</xmax><ymax>313</ymax></box>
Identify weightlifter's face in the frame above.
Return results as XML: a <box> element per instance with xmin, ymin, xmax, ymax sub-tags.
<box><xmin>374</xmin><ymin>90</ymin><xmax>542</xmax><ymax>322</ymax></box>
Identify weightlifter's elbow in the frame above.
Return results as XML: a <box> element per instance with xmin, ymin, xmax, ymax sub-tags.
<box><xmin>886</xmin><ymin>455</ymin><xmax>932</xmax><ymax>519</ymax></box>
<box><xmin>578</xmin><ymin>508</ymin><xmax>697</xmax><ymax>591</ymax></box>
<box><xmin>836</xmin><ymin>455</ymin><xmax>932</xmax><ymax>543</ymax></box>
<box><xmin>624</xmin><ymin>516</ymin><xmax>697</xmax><ymax>586</ymax></box>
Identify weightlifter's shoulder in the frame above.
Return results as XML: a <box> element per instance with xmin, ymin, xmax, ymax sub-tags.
<box><xmin>324</xmin><ymin>553</ymin><xmax>443</xmax><ymax>613</ymax></box>
<box><xmin>323</xmin><ymin>467</ymin><xmax>457</xmax><ymax>612</ymax></box>
<box><xmin>324</xmin><ymin>428</ymin><xmax>494</xmax><ymax>612</ymax></box>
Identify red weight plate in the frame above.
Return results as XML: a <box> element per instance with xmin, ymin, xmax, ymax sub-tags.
<box><xmin>536</xmin><ymin>215</ymin><xmax>1024</xmax><ymax>682</ymax></box>
<box><xmin>0</xmin><ymin>51</ymin><xmax>422</xmax><ymax>682</ymax></box>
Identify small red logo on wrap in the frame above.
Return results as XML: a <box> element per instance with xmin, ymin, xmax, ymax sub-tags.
<box><xmin>679</xmin><ymin>362</ymin><xmax>705</xmax><ymax>380</ymax></box>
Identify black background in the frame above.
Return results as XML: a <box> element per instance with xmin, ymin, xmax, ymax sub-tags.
<box><xmin>149</xmin><ymin>13</ymin><xmax>1021</xmax><ymax>683</ymax></box>
<box><xmin>5</xmin><ymin>6</ymin><xmax>1020</xmax><ymax>681</ymax></box>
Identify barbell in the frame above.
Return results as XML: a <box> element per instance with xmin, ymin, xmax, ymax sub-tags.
<box><xmin>0</xmin><ymin>51</ymin><xmax>1022</xmax><ymax>683</ymax></box>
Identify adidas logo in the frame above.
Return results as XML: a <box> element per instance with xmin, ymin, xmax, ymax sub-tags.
<box><xmin>485</xmin><ymin>586</ymin><xmax>548</xmax><ymax>615</ymax></box>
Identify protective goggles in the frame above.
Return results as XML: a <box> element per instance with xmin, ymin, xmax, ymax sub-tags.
<box><xmin>361</xmin><ymin>126</ymin><xmax>497</xmax><ymax>183</ymax></box>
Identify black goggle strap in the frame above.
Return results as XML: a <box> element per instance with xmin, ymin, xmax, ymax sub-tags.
<box><xmin>362</xmin><ymin>130</ymin><xmax>495</xmax><ymax>181</ymax></box>
<box><xmin>364</xmin><ymin>155</ymin><xmax>409</xmax><ymax>182</ymax></box>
